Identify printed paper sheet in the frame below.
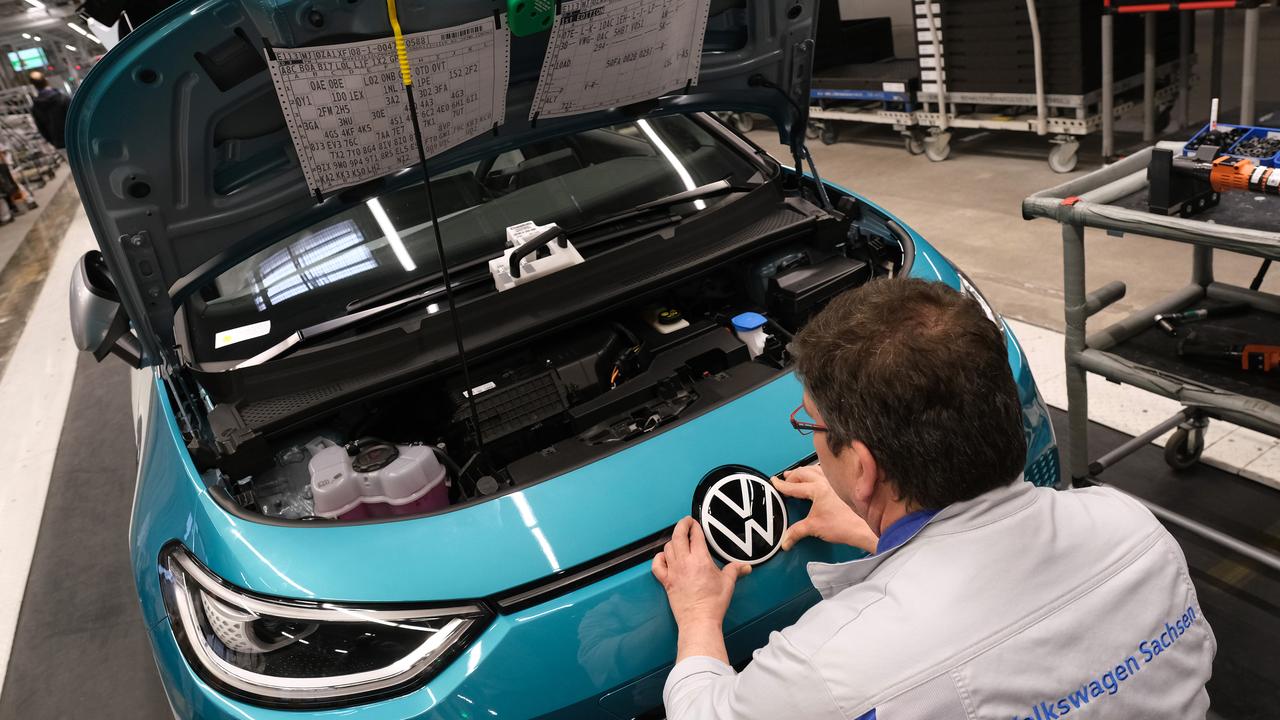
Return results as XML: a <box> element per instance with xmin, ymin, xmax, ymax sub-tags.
<box><xmin>528</xmin><ymin>0</ymin><xmax>712</xmax><ymax>120</ymax></box>
<box><xmin>267</xmin><ymin>18</ymin><xmax>510</xmax><ymax>195</ymax></box>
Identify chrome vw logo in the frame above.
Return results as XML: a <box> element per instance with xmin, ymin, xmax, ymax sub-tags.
<box><xmin>693</xmin><ymin>466</ymin><xmax>788</xmax><ymax>566</ymax></box>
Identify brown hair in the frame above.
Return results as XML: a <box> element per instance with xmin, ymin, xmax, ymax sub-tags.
<box><xmin>790</xmin><ymin>277</ymin><xmax>1026</xmax><ymax>508</ymax></box>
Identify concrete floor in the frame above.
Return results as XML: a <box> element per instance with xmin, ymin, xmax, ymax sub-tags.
<box><xmin>747</xmin><ymin>9</ymin><xmax>1280</xmax><ymax>332</ymax></box>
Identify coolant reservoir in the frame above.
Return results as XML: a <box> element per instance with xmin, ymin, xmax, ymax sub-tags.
<box><xmin>309</xmin><ymin>441</ymin><xmax>449</xmax><ymax>520</ymax></box>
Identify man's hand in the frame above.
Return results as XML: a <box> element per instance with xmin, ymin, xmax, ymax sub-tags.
<box><xmin>652</xmin><ymin>517</ymin><xmax>751</xmax><ymax>628</ymax></box>
<box><xmin>772</xmin><ymin>465</ymin><xmax>878</xmax><ymax>554</ymax></box>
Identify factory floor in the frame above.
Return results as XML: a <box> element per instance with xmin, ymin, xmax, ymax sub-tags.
<box><xmin>1</xmin><ymin>10</ymin><xmax>1278</xmax><ymax>716</ymax></box>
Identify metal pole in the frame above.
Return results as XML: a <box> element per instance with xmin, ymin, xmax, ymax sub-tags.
<box><xmin>1210</xmin><ymin>10</ymin><xmax>1224</xmax><ymax>102</ymax></box>
<box><xmin>1144</xmin><ymin>12</ymin><xmax>1156</xmax><ymax>143</ymax></box>
<box><xmin>1026</xmin><ymin>0</ymin><xmax>1048</xmax><ymax>136</ymax></box>
<box><xmin>1087</xmin><ymin>410</ymin><xmax>1190</xmax><ymax>477</ymax></box>
<box><xmin>1118</xmin><ymin>488</ymin><xmax>1280</xmax><ymax>574</ymax></box>
<box><xmin>1178</xmin><ymin>11</ymin><xmax>1191</xmax><ymax>131</ymax></box>
<box><xmin>1062</xmin><ymin>222</ymin><xmax>1090</xmax><ymax>486</ymax></box>
<box><xmin>1192</xmin><ymin>245</ymin><xmax>1215</xmax><ymax>287</ymax></box>
<box><xmin>1102</xmin><ymin>12</ymin><xmax>1114</xmax><ymax>159</ymax></box>
<box><xmin>1241</xmin><ymin>6</ymin><xmax>1259</xmax><ymax>125</ymax></box>
<box><xmin>922</xmin><ymin>0</ymin><xmax>949</xmax><ymax>131</ymax></box>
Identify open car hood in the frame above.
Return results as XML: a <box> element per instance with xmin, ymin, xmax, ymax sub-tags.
<box><xmin>66</xmin><ymin>0</ymin><xmax>818</xmax><ymax>356</ymax></box>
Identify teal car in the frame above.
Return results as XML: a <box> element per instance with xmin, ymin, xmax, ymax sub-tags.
<box><xmin>65</xmin><ymin>0</ymin><xmax>1057</xmax><ymax>716</ymax></box>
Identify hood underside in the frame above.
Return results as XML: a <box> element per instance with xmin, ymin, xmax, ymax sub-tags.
<box><xmin>66</xmin><ymin>0</ymin><xmax>819</xmax><ymax>355</ymax></box>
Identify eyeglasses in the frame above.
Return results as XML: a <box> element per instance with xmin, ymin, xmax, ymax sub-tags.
<box><xmin>790</xmin><ymin>404</ymin><xmax>828</xmax><ymax>435</ymax></box>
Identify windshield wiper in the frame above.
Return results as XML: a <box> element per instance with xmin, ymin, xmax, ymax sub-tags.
<box><xmin>234</xmin><ymin>269</ymin><xmax>487</xmax><ymax>370</ymax></box>
<box><xmin>236</xmin><ymin>179</ymin><xmax>756</xmax><ymax>369</ymax></box>
<box><xmin>567</xmin><ymin>178</ymin><xmax>751</xmax><ymax>236</ymax></box>
<box><xmin>347</xmin><ymin>178</ymin><xmax>754</xmax><ymax>314</ymax></box>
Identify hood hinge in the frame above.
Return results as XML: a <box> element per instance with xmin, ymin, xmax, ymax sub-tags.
<box><xmin>117</xmin><ymin>230</ymin><xmax>176</xmax><ymax>351</ymax></box>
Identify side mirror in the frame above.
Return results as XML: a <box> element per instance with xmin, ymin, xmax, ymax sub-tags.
<box><xmin>69</xmin><ymin>250</ymin><xmax>142</xmax><ymax>368</ymax></box>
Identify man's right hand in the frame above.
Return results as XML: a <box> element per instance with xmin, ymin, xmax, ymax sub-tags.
<box><xmin>772</xmin><ymin>465</ymin><xmax>878</xmax><ymax>554</ymax></box>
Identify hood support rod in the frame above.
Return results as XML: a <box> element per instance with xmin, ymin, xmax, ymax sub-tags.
<box><xmin>388</xmin><ymin>0</ymin><xmax>487</xmax><ymax>496</ymax></box>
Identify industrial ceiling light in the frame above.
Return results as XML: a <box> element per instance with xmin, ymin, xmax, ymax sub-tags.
<box><xmin>65</xmin><ymin>44</ymin><xmax>77</xmax><ymax>51</ymax></box>
<box><xmin>21</xmin><ymin>33</ymin><xmax>31</xmax><ymax>39</ymax></box>
<box><xmin>23</xmin><ymin>0</ymin><xmax>46</xmax><ymax>9</ymax></box>
<box><xmin>33</xmin><ymin>35</ymin><xmax>41</xmax><ymax>41</ymax></box>
<box><xmin>67</xmin><ymin>21</ymin><xmax>106</xmax><ymax>46</ymax></box>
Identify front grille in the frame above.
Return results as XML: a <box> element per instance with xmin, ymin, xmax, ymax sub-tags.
<box><xmin>1025</xmin><ymin>448</ymin><xmax>1061</xmax><ymax>488</ymax></box>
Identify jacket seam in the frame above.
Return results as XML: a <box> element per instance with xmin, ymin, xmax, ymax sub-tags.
<box><xmin>812</xmin><ymin>487</ymin><xmax>1044</xmax><ymax>596</ymax></box>
<box><xmin>778</xmin><ymin>632</ymin><xmax>849</xmax><ymax>718</ymax></box>
<box><xmin>843</xmin><ymin>524</ymin><xmax>1165</xmax><ymax>711</ymax></box>
<box><xmin>949</xmin><ymin>667</ymin><xmax>977</xmax><ymax>720</ymax></box>
<box><xmin>915</xmin><ymin>485</ymin><xmax>1043</xmax><ymax>539</ymax></box>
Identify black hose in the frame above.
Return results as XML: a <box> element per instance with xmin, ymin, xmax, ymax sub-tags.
<box><xmin>431</xmin><ymin>445</ymin><xmax>469</xmax><ymax>497</ymax></box>
<box><xmin>765</xmin><ymin>318</ymin><xmax>794</xmax><ymax>342</ymax></box>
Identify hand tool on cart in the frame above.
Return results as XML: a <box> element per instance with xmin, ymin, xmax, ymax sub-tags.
<box><xmin>1148</xmin><ymin>146</ymin><xmax>1280</xmax><ymax>217</ymax></box>
<box><xmin>1177</xmin><ymin>331</ymin><xmax>1280</xmax><ymax>373</ymax></box>
<box><xmin>1153</xmin><ymin>302</ymin><xmax>1249</xmax><ymax>336</ymax></box>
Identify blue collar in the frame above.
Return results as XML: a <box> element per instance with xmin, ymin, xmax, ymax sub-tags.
<box><xmin>875</xmin><ymin>508</ymin><xmax>941</xmax><ymax>555</ymax></box>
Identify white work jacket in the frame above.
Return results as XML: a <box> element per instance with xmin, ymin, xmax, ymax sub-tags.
<box><xmin>663</xmin><ymin>479</ymin><xmax>1216</xmax><ymax>719</ymax></box>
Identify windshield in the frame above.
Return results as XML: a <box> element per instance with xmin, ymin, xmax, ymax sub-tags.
<box><xmin>188</xmin><ymin>114</ymin><xmax>762</xmax><ymax>364</ymax></box>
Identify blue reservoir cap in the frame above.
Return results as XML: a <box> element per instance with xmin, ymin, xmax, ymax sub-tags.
<box><xmin>731</xmin><ymin>311</ymin><xmax>767</xmax><ymax>332</ymax></box>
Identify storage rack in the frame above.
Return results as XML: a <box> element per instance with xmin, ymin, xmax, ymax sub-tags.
<box><xmin>0</xmin><ymin>87</ymin><xmax>61</xmax><ymax>191</ymax></box>
<box><xmin>810</xmin><ymin>0</ymin><xmax>1188</xmax><ymax>173</ymax></box>
<box><xmin>1022</xmin><ymin>142</ymin><xmax>1280</xmax><ymax>573</ymax></box>
<box><xmin>1099</xmin><ymin>0</ymin><xmax>1262</xmax><ymax>160</ymax></box>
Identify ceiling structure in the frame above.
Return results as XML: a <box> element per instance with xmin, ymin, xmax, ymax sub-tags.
<box><xmin>0</xmin><ymin>0</ymin><xmax>104</xmax><ymax>60</ymax></box>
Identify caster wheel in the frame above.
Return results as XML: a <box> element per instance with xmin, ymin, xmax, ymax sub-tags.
<box><xmin>923</xmin><ymin>132</ymin><xmax>951</xmax><ymax>162</ymax></box>
<box><xmin>731</xmin><ymin>113</ymin><xmax>755</xmax><ymax>133</ymax></box>
<box><xmin>806</xmin><ymin>122</ymin><xmax>821</xmax><ymax>140</ymax></box>
<box><xmin>820</xmin><ymin>124</ymin><xmax>838</xmax><ymax>145</ymax></box>
<box><xmin>904</xmin><ymin>134</ymin><xmax>925</xmax><ymax>155</ymax></box>
<box><xmin>1048</xmin><ymin>141</ymin><xmax>1079</xmax><ymax>174</ymax></box>
<box><xmin>1164</xmin><ymin>426</ymin><xmax>1205</xmax><ymax>471</ymax></box>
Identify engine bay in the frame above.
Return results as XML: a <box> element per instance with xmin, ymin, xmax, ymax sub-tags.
<box><xmin>211</xmin><ymin>200</ymin><xmax>906</xmax><ymax>523</ymax></box>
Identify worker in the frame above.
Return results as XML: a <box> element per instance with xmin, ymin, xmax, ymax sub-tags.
<box><xmin>652</xmin><ymin>278</ymin><xmax>1215</xmax><ymax>719</ymax></box>
<box><xmin>28</xmin><ymin>71</ymin><xmax>71</xmax><ymax>150</ymax></box>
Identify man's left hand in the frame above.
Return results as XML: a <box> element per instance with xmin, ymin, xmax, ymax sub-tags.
<box><xmin>652</xmin><ymin>516</ymin><xmax>751</xmax><ymax>630</ymax></box>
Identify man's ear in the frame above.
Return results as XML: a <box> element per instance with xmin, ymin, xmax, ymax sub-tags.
<box><xmin>849</xmin><ymin>440</ymin><xmax>878</xmax><ymax>504</ymax></box>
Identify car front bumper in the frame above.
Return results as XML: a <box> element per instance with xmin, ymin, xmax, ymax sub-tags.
<box><xmin>147</xmin><ymin>559</ymin><xmax>827</xmax><ymax>719</ymax></box>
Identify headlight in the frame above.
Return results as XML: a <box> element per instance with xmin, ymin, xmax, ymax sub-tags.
<box><xmin>159</xmin><ymin>546</ymin><xmax>490</xmax><ymax>708</ymax></box>
<box><xmin>954</xmin><ymin>267</ymin><xmax>1005</xmax><ymax>336</ymax></box>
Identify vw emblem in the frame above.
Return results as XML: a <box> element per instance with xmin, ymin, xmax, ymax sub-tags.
<box><xmin>692</xmin><ymin>465</ymin><xmax>788</xmax><ymax>566</ymax></box>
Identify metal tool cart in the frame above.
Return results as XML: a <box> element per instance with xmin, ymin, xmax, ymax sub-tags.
<box><xmin>0</xmin><ymin>87</ymin><xmax>61</xmax><ymax>191</ymax></box>
<box><xmin>1022</xmin><ymin>143</ymin><xmax>1280</xmax><ymax>572</ymax></box>
<box><xmin>812</xmin><ymin>0</ymin><xmax>1188</xmax><ymax>173</ymax></box>
<box><xmin>916</xmin><ymin>0</ymin><xmax>1190</xmax><ymax>172</ymax></box>
<box><xmin>1100</xmin><ymin>0</ymin><xmax>1262</xmax><ymax>160</ymax></box>
<box><xmin>808</xmin><ymin>59</ymin><xmax>920</xmax><ymax>152</ymax></box>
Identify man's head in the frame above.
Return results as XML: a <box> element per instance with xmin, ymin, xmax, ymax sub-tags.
<box><xmin>790</xmin><ymin>277</ymin><xmax>1026</xmax><ymax>528</ymax></box>
<box><xmin>28</xmin><ymin>71</ymin><xmax>48</xmax><ymax>90</ymax></box>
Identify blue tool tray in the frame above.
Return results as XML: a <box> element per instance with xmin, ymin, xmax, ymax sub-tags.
<box><xmin>1183</xmin><ymin>123</ymin><xmax>1280</xmax><ymax>167</ymax></box>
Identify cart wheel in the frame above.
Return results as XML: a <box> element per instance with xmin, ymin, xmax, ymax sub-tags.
<box><xmin>923</xmin><ymin>132</ymin><xmax>951</xmax><ymax>162</ymax></box>
<box><xmin>1164</xmin><ymin>426</ymin><xmax>1205</xmax><ymax>471</ymax></box>
<box><xmin>1048</xmin><ymin>141</ymin><xmax>1079</xmax><ymax>174</ymax></box>
<box><xmin>806</xmin><ymin>122</ymin><xmax>821</xmax><ymax>140</ymax></box>
<box><xmin>820</xmin><ymin>123</ymin><xmax>838</xmax><ymax>145</ymax></box>
<box><xmin>904</xmin><ymin>134</ymin><xmax>925</xmax><ymax>155</ymax></box>
<box><xmin>731</xmin><ymin>113</ymin><xmax>755</xmax><ymax>134</ymax></box>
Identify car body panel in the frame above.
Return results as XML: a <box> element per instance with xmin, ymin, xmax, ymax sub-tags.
<box><xmin>66</xmin><ymin>0</ymin><xmax>820</xmax><ymax>355</ymax></box>
<box><xmin>128</xmin><ymin>182</ymin><xmax>1058</xmax><ymax>720</ymax></box>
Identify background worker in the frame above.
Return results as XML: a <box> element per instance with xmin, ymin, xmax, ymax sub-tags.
<box><xmin>29</xmin><ymin>71</ymin><xmax>71</xmax><ymax>150</ymax></box>
<box><xmin>652</xmin><ymin>278</ymin><xmax>1216</xmax><ymax>720</ymax></box>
